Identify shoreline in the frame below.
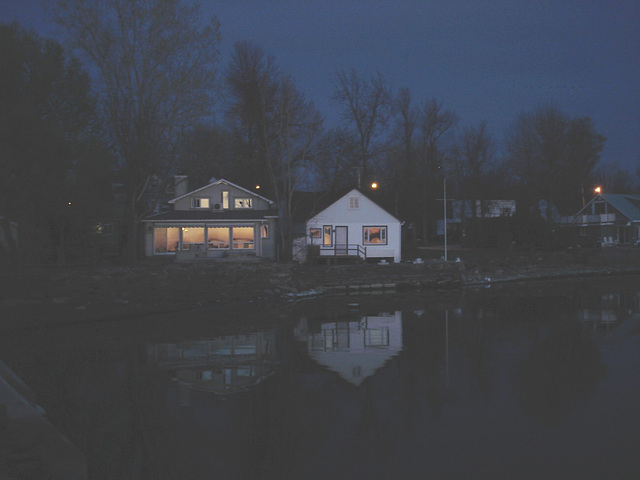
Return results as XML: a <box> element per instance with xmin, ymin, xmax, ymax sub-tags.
<box><xmin>2</xmin><ymin>247</ymin><xmax>640</xmax><ymax>331</ymax></box>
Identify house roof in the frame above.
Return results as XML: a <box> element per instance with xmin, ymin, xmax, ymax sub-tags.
<box><xmin>578</xmin><ymin>193</ymin><xmax>640</xmax><ymax>221</ymax></box>
<box><xmin>168</xmin><ymin>178</ymin><xmax>274</xmax><ymax>205</ymax></box>
<box><xmin>294</xmin><ymin>188</ymin><xmax>400</xmax><ymax>224</ymax></box>
<box><xmin>142</xmin><ymin>210</ymin><xmax>277</xmax><ymax>222</ymax></box>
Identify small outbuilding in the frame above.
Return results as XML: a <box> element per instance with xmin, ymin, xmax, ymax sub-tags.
<box><xmin>298</xmin><ymin>189</ymin><xmax>402</xmax><ymax>263</ymax></box>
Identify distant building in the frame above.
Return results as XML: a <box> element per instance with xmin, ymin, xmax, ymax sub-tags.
<box><xmin>560</xmin><ymin>193</ymin><xmax>640</xmax><ymax>246</ymax></box>
<box><xmin>436</xmin><ymin>199</ymin><xmax>516</xmax><ymax>236</ymax></box>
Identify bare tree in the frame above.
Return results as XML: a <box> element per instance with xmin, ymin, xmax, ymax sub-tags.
<box><xmin>507</xmin><ymin>104</ymin><xmax>604</xmax><ymax>220</ymax></box>
<box><xmin>226</xmin><ymin>41</ymin><xmax>322</xmax><ymax>259</ymax></box>
<box><xmin>332</xmin><ymin>68</ymin><xmax>392</xmax><ymax>185</ymax></box>
<box><xmin>417</xmin><ymin>98</ymin><xmax>457</xmax><ymax>241</ymax></box>
<box><xmin>51</xmin><ymin>0</ymin><xmax>222</xmax><ymax>260</ymax></box>
<box><xmin>452</xmin><ymin>121</ymin><xmax>495</xmax><ymax>210</ymax></box>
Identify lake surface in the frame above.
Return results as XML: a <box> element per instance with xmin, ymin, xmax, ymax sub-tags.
<box><xmin>2</xmin><ymin>276</ymin><xmax>640</xmax><ymax>479</ymax></box>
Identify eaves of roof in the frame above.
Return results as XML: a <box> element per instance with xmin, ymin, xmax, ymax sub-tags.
<box><xmin>142</xmin><ymin>210</ymin><xmax>278</xmax><ymax>221</ymax></box>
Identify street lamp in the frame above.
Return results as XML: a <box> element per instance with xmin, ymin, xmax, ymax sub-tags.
<box><xmin>595</xmin><ymin>186</ymin><xmax>602</xmax><ymax>194</ymax></box>
<box><xmin>370</xmin><ymin>182</ymin><xmax>378</xmax><ymax>190</ymax></box>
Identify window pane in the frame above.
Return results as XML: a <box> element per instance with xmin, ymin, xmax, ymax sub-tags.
<box><xmin>182</xmin><ymin>227</ymin><xmax>204</xmax><ymax>249</ymax></box>
<box><xmin>154</xmin><ymin>227</ymin><xmax>179</xmax><ymax>253</ymax></box>
<box><xmin>232</xmin><ymin>227</ymin><xmax>254</xmax><ymax>249</ymax></box>
<box><xmin>234</xmin><ymin>198</ymin><xmax>252</xmax><ymax>208</ymax></box>
<box><xmin>323</xmin><ymin>226</ymin><xmax>332</xmax><ymax>246</ymax></box>
<box><xmin>261</xmin><ymin>225</ymin><xmax>269</xmax><ymax>239</ymax></box>
<box><xmin>364</xmin><ymin>226</ymin><xmax>387</xmax><ymax>245</ymax></box>
<box><xmin>207</xmin><ymin>227</ymin><xmax>230</xmax><ymax>249</ymax></box>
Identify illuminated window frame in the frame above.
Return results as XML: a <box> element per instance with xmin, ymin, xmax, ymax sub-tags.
<box><xmin>363</xmin><ymin>226</ymin><xmax>387</xmax><ymax>245</ymax></box>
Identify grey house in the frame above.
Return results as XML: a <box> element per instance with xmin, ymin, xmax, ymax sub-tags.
<box><xmin>142</xmin><ymin>179</ymin><xmax>278</xmax><ymax>259</ymax></box>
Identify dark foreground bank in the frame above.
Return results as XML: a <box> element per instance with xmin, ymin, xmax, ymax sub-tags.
<box><xmin>2</xmin><ymin>246</ymin><xmax>640</xmax><ymax>331</ymax></box>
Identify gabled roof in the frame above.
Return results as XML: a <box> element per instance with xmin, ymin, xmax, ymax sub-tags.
<box><xmin>168</xmin><ymin>178</ymin><xmax>274</xmax><ymax>205</ymax></box>
<box><xmin>300</xmin><ymin>188</ymin><xmax>400</xmax><ymax>223</ymax></box>
<box><xmin>578</xmin><ymin>193</ymin><xmax>640</xmax><ymax>221</ymax></box>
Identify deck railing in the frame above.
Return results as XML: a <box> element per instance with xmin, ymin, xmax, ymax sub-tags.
<box><xmin>319</xmin><ymin>243</ymin><xmax>367</xmax><ymax>259</ymax></box>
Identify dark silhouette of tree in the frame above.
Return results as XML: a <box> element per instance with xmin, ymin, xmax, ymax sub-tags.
<box><xmin>507</xmin><ymin>104</ymin><xmax>605</xmax><ymax>221</ymax></box>
<box><xmin>226</xmin><ymin>41</ymin><xmax>323</xmax><ymax>259</ymax></box>
<box><xmin>332</xmin><ymin>68</ymin><xmax>392</xmax><ymax>185</ymax></box>
<box><xmin>0</xmin><ymin>22</ymin><xmax>101</xmax><ymax>264</ymax></box>
<box><xmin>51</xmin><ymin>0</ymin><xmax>222</xmax><ymax>261</ymax></box>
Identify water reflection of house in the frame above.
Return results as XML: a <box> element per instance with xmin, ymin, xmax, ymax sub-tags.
<box><xmin>578</xmin><ymin>289</ymin><xmax>640</xmax><ymax>334</ymax></box>
<box><xmin>147</xmin><ymin>331</ymin><xmax>278</xmax><ymax>399</ymax></box>
<box><xmin>296</xmin><ymin>312</ymin><xmax>403</xmax><ymax>386</ymax></box>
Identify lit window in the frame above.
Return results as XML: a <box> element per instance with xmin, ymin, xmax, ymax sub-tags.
<box><xmin>310</xmin><ymin>228</ymin><xmax>321</xmax><ymax>238</ymax></box>
<box><xmin>232</xmin><ymin>227</ymin><xmax>254</xmax><ymax>249</ymax></box>
<box><xmin>349</xmin><ymin>196</ymin><xmax>359</xmax><ymax>209</ymax></box>
<box><xmin>222</xmin><ymin>191</ymin><xmax>229</xmax><ymax>209</ymax></box>
<box><xmin>192</xmin><ymin>197</ymin><xmax>210</xmax><ymax>209</ymax></box>
<box><xmin>323</xmin><ymin>226</ymin><xmax>332</xmax><ymax>246</ymax></box>
<box><xmin>261</xmin><ymin>225</ymin><xmax>269</xmax><ymax>239</ymax></box>
<box><xmin>154</xmin><ymin>227</ymin><xmax>179</xmax><ymax>253</ymax></box>
<box><xmin>181</xmin><ymin>227</ymin><xmax>205</xmax><ymax>250</ymax></box>
<box><xmin>363</xmin><ymin>226</ymin><xmax>387</xmax><ymax>245</ymax></box>
<box><xmin>234</xmin><ymin>198</ymin><xmax>252</xmax><ymax>208</ymax></box>
<box><xmin>93</xmin><ymin>223</ymin><xmax>114</xmax><ymax>236</ymax></box>
<box><xmin>207</xmin><ymin>226</ymin><xmax>230</xmax><ymax>249</ymax></box>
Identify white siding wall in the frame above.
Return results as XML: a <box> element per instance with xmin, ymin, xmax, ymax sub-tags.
<box><xmin>307</xmin><ymin>190</ymin><xmax>401</xmax><ymax>262</ymax></box>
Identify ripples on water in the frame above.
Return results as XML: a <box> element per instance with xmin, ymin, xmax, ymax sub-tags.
<box><xmin>2</xmin><ymin>277</ymin><xmax>640</xmax><ymax>479</ymax></box>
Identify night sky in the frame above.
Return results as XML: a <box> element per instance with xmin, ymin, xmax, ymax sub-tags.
<box><xmin>2</xmin><ymin>0</ymin><xmax>639</xmax><ymax>171</ymax></box>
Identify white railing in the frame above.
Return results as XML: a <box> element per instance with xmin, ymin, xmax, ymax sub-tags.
<box><xmin>560</xmin><ymin>213</ymin><xmax>615</xmax><ymax>225</ymax></box>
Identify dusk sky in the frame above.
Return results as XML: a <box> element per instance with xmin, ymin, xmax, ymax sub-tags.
<box><xmin>2</xmin><ymin>0</ymin><xmax>639</xmax><ymax>172</ymax></box>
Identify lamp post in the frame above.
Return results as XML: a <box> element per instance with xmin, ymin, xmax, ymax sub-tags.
<box><xmin>443</xmin><ymin>177</ymin><xmax>447</xmax><ymax>261</ymax></box>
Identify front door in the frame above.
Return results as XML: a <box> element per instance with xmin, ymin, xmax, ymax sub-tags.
<box><xmin>335</xmin><ymin>226</ymin><xmax>348</xmax><ymax>255</ymax></box>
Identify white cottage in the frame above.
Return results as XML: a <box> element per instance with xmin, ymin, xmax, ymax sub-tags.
<box><xmin>142</xmin><ymin>179</ymin><xmax>278</xmax><ymax>260</ymax></box>
<box><xmin>304</xmin><ymin>189</ymin><xmax>402</xmax><ymax>263</ymax></box>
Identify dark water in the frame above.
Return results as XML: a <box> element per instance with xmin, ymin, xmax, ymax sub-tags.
<box><xmin>2</xmin><ymin>276</ymin><xmax>640</xmax><ymax>479</ymax></box>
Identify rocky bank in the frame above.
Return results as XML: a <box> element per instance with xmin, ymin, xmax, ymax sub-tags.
<box><xmin>2</xmin><ymin>246</ymin><xmax>640</xmax><ymax>331</ymax></box>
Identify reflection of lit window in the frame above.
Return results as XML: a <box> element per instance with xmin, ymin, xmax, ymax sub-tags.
<box><xmin>363</xmin><ymin>226</ymin><xmax>387</xmax><ymax>245</ymax></box>
<box><xmin>323</xmin><ymin>226</ymin><xmax>332</xmax><ymax>246</ymax></box>
<box><xmin>234</xmin><ymin>198</ymin><xmax>252</xmax><ymax>208</ymax></box>
<box><xmin>192</xmin><ymin>197</ymin><xmax>210</xmax><ymax>209</ymax></box>
<box><xmin>365</xmin><ymin>327</ymin><xmax>390</xmax><ymax>347</ymax></box>
<box><xmin>310</xmin><ymin>228</ymin><xmax>321</xmax><ymax>238</ymax></box>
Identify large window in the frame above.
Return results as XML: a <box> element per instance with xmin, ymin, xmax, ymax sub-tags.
<box><xmin>232</xmin><ymin>227</ymin><xmax>254</xmax><ymax>249</ymax></box>
<box><xmin>207</xmin><ymin>227</ymin><xmax>230</xmax><ymax>249</ymax></box>
<box><xmin>181</xmin><ymin>227</ymin><xmax>205</xmax><ymax>250</ymax></box>
<box><xmin>363</xmin><ymin>226</ymin><xmax>387</xmax><ymax>245</ymax></box>
<box><xmin>154</xmin><ymin>227</ymin><xmax>179</xmax><ymax>253</ymax></box>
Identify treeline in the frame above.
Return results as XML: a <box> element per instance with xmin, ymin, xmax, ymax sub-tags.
<box><xmin>0</xmin><ymin>0</ymin><xmax>637</xmax><ymax>264</ymax></box>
